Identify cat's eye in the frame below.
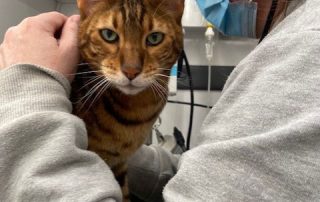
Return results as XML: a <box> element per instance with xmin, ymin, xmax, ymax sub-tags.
<box><xmin>146</xmin><ymin>32</ymin><xmax>164</xmax><ymax>46</ymax></box>
<box><xmin>100</xmin><ymin>29</ymin><xmax>119</xmax><ymax>43</ymax></box>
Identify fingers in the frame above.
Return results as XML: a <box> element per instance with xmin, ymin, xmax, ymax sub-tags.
<box><xmin>35</xmin><ymin>12</ymin><xmax>68</xmax><ymax>34</ymax></box>
<box><xmin>0</xmin><ymin>12</ymin><xmax>80</xmax><ymax>81</ymax></box>
<box><xmin>59</xmin><ymin>15</ymin><xmax>80</xmax><ymax>51</ymax></box>
<box><xmin>59</xmin><ymin>15</ymin><xmax>81</xmax><ymax>80</ymax></box>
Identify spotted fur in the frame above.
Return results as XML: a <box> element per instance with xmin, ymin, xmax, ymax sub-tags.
<box><xmin>72</xmin><ymin>0</ymin><xmax>184</xmax><ymax>200</ymax></box>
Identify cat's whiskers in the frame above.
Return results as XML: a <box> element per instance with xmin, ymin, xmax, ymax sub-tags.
<box><xmin>79</xmin><ymin>75</ymin><xmax>105</xmax><ymax>91</ymax></box>
<box><xmin>154</xmin><ymin>79</ymin><xmax>168</xmax><ymax>92</ymax></box>
<box><xmin>151</xmin><ymin>83</ymin><xmax>166</xmax><ymax>104</ymax></box>
<box><xmin>149</xmin><ymin>84</ymin><xmax>158</xmax><ymax>100</ymax></box>
<box><xmin>78</xmin><ymin>79</ymin><xmax>109</xmax><ymax>110</ymax></box>
<box><xmin>156</xmin><ymin>68</ymin><xmax>183</xmax><ymax>77</ymax></box>
<box><xmin>153</xmin><ymin>0</ymin><xmax>166</xmax><ymax>18</ymax></box>
<box><xmin>88</xmin><ymin>79</ymin><xmax>111</xmax><ymax>111</ymax></box>
<box><xmin>77</xmin><ymin>75</ymin><xmax>102</xmax><ymax>79</ymax></box>
<box><xmin>155</xmin><ymin>74</ymin><xmax>170</xmax><ymax>78</ymax></box>
<box><xmin>77</xmin><ymin>62</ymin><xmax>91</xmax><ymax>66</ymax></box>
<box><xmin>143</xmin><ymin>78</ymin><xmax>158</xmax><ymax>100</ymax></box>
<box><xmin>156</xmin><ymin>74</ymin><xmax>185</xmax><ymax>85</ymax></box>
<box><xmin>73</xmin><ymin>61</ymin><xmax>115</xmax><ymax>110</ymax></box>
<box><xmin>77</xmin><ymin>80</ymin><xmax>103</xmax><ymax>105</ymax></box>
<box><xmin>68</xmin><ymin>71</ymin><xmax>101</xmax><ymax>76</ymax></box>
<box><xmin>151</xmin><ymin>79</ymin><xmax>168</xmax><ymax>104</ymax></box>
<box><xmin>69</xmin><ymin>70</ymin><xmax>103</xmax><ymax>76</ymax></box>
<box><xmin>155</xmin><ymin>76</ymin><xmax>170</xmax><ymax>85</ymax></box>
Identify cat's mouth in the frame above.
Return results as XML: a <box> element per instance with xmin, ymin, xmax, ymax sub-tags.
<box><xmin>116</xmin><ymin>83</ymin><xmax>146</xmax><ymax>95</ymax></box>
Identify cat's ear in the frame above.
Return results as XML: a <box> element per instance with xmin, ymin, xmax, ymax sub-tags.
<box><xmin>153</xmin><ymin>0</ymin><xmax>185</xmax><ymax>24</ymax></box>
<box><xmin>77</xmin><ymin>0</ymin><xmax>100</xmax><ymax>18</ymax></box>
<box><xmin>77</xmin><ymin>0</ymin><xmax>116</xmax><ymax>18</ymax></box>
<box><xmin>170</xmin><ymin>0</ymin><xmax>185</xmax><ymax>23</ymax></box>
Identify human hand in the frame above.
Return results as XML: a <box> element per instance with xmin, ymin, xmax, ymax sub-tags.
<box><xmin>0</xmin><ymin>12</ymin><xmax>80</xmax><ymax>82</ymax></box>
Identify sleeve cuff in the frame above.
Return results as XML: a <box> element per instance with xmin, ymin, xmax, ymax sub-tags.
<box><xmin>0</xmin><ymin>64</ymin><xmax>73</xmax><ymax>124</ymax></box>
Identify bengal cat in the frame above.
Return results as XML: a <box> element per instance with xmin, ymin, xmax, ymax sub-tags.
<box><xmin>72</xmin><ymin>0</ymin><xmax>184</xmax><ymax>201</ymax></box>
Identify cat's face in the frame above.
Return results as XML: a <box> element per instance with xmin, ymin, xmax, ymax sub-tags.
<box><xmin>77</xmin><ymin>0</ymin><xmax>184</xmax><ymax>95</ymax></box>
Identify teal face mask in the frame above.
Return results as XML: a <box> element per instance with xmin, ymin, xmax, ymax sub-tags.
<box><xmin>196</xmin><ymin>0</ymin><xmax>258</xmax><ymax>38</ymax></box>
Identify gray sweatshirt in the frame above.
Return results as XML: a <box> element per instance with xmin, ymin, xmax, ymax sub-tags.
<box><xmin>1</xmin><ymin>0</ymin><xmax>320</xmax><ymax>201</ymax></box>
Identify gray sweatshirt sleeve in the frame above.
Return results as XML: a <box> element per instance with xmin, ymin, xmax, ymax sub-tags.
<box><xmin>0</xmin><ymin>64</ymin><xmax>122</xmax><ymax>202</ymax></box>
<box><xmin>163</xmin><ymin>0</ymin><xmax>320</xmax><ymax>201</ymax></box>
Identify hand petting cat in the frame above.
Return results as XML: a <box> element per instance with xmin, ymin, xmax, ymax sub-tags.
<box><xmin>0</xmin><ymin>12</ymin><xmax>80</xmax><ymax>82</ymax></box>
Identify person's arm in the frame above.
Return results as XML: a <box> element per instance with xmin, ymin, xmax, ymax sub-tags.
<box><xmin>0</xmin><ymin>12</ymin><xmax>121</xmax><ymax>201</ymax></box>
<box><xmin>163</xmin><ymin>1</ymin><xmax>320</xmax><ymax>201</ymax></box>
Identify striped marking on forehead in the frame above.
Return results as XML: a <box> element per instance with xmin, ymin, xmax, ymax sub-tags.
<box><xmin>121</xmin><ymin>0</ymin><xmax>146</xmax><ymax>25</ymax></box>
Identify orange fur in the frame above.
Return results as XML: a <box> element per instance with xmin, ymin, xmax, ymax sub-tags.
<box><xmin>72</xmin><ymin>0</ymin><xmax>184</xmax><ymax>201</ymax></box>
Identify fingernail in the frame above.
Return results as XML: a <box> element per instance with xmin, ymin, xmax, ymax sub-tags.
<box><xmin>70</xmin><ymin>15</ymin><xmax>80</xmax><ymax>23</ymax></box>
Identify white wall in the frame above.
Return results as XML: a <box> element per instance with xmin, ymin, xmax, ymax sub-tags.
<box><xmin>0</xmin><ymin>0</ymin><xmax>57</xmax><ymax>39</ymax></box>
<box><xmin>56</xmin><ymin>0</ymin><xmax>78</xmax><ymax>16</ymax></box>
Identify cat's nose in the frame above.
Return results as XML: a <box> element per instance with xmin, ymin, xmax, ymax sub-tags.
<box><xmin>122</xmin><ymin>67</ymin><xmax>141</xmax><ymax>80</ymax></box>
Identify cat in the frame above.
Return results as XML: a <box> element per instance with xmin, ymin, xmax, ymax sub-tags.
<box><xmin>72</xmin><ymin>0</ymin><xmax>184</xmax><ymax>201</ymax></box>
